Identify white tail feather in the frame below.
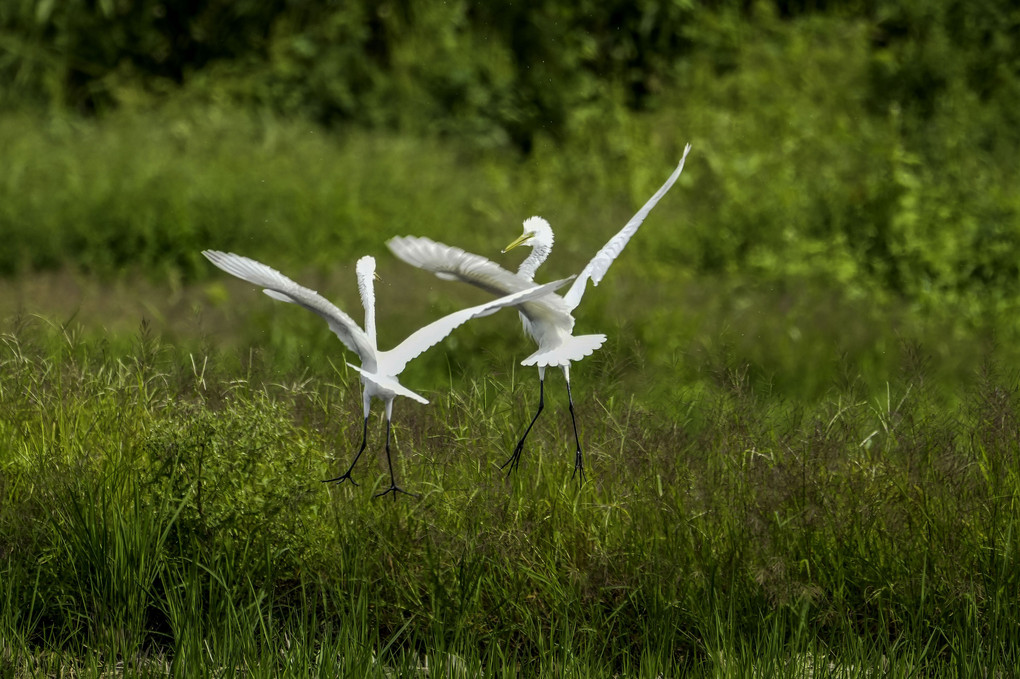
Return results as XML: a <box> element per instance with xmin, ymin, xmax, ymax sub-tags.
<box><xmin>520</xmin><ymin>334</ymin><xmax>607</xmax><ymax>367</ymax></box>
<box><xmin>347</xmin><ymin>363</ymin><xmax>429</xmax><ymax>404</ymax></box>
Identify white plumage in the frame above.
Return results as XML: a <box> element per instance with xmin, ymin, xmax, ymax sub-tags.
<box><xmin>203</xmin><ymin>250</ymin><xmax>571</xmax><ymax>497</ymax></box>
<box><xmin>387</xmin><ymin>144</ymin><xmax>692</xmax><ymax>481</ymax></box>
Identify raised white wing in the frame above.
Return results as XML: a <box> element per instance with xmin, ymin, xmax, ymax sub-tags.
<box><xmin>387</xmin><ymin>236</ymin><xmax>575</xmax><ymax>326</ymax></box>
<box><xmin>387</xmin><ymin>236</ymin><xmax>532</xmax><ymax>296</ymax></box>
<box><xmin>561</xmin><ymin>144</ymin><xmax>692</xmax><ymax>311</ymax></box>
<box><xmin>202</xmin><ymin>250</ymin><xmax>375</xmax><ymax>362</ymax></box>
<box><xmin>377</xmin><ymin>277</ymin><xmax>574</xmax><ymax>377</ymax></box>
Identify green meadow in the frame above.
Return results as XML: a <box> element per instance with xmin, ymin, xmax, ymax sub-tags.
<box><xmin>3</xmin><ymin>1</ymin><xmax>1020</xmax><ymax>676</ymax></box>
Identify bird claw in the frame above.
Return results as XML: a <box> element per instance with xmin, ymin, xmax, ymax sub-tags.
<box><xmin>374</xmin><ymin>484</ymin><xmax>419</xmax><ymax>500</ymax></box>
<box><xmin>571</xmin><ymin>450</ymin><xmax>587</xmax><ymax>485</ymax></box>
<box><xmin>500</xmin><ymin>444</ymin><xmax>525</xmax><ymax>477</ymax></box>
<box><xmin>322</xmin><ymin>471</ymin><xmax>359</xmax><ymax>486</ymax></box>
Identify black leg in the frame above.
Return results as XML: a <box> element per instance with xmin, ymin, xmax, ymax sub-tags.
<box><xmin>566</xmin><ymin>379</ymin><xmax>586</xmax><ymax>484</ymax></box>
<box><xmin>375</xmin><ymin>417</ymin><xmax>418</xmax><ymax>499</ymax></box>
<box><xmin>323</xmin><ymin>416</ymin><xmax>369</xmax><ymax>485</ymax></box>
<box><xmin>501</xmin><ymin>377</ymin><xmax>545</xmax><ymax>476</ymax></box>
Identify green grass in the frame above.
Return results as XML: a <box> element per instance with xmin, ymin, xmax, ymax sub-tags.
<box><xmin>2</xmin><ymin>316</ymin><xmax>1019</xmax><ymax>677</ymax></box>
<box><xmin>3</xmin><ymin>7</ymin><xmax>1020</xmax><ymax>674</ymax></box>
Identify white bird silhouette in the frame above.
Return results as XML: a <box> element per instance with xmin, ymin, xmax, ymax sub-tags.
<box><xmin>386</xmin><ymin>145</ymin><xmax>691</xmax><ymax>482</ymax></box>
<box><xmin>202</xmin><ymin>250</ymin><xmax>571</xmax><ymax>498</ymax></box>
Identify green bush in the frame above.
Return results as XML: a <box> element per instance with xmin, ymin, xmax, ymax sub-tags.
<box><xmin>142</xmin><ymin>397</ymin><xmax>323</xmax><ymax>559</ymax></box>
<box><xmin>6</xmin><ymin>0</ymin><xmax>1014</xmax><ymax>152</ymax></box>
<box><xmin>0</xmin><ymin>0</ymin><xmax>284</xmax><ymax>111</ymax></box>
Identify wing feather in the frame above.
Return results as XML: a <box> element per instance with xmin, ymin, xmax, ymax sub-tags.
<box><xmin>561</xmin><ymin>144</ymin><xmax>692</xmax><ymax>311</ymax></box>
<box><xmin>386</xmin><ymin>236</ymin><xmax>574</xmax><ymax>322</ymax></box>
<box><xmin>377</xmin><ymin>277</ymin><xmax>573</xmax><ymax>376</ymax></box>
<box><xmin>202</xmin><ymin>250</ymin><xmax>375</xmax><ymax>362</ymax></box>
<box><xmin>387</xmin><ymin>236</ymin><xmax>531</xmax><ymax>295</ymax></box>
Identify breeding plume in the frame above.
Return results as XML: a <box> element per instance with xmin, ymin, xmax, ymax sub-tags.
<box><xmin>202</xmin><ymin>250</ymin><xmax>570</xmax><ymax>498</ymax></box>
<box><xmin>387</xmin><ymin>144</ymin><xmax>691</xmax><ymax>481</ymax></box>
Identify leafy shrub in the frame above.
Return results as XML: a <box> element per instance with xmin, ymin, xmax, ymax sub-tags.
<box><xmin>142</xmin><ymin>395</ymin><xmax>325</xmax><ymax>564</ymax></box>
<box><xmin>5</xmin><ymin>0</ymin><xmax>1017</xmax><ymax>149</ymax></box>
<box><xmin>0</xmin><ymin>0</ymin><xmax>285</xmax><ymax>111</ymax></box>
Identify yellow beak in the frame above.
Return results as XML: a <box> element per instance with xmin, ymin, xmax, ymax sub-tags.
<box><xmin>502</xmin><ymin>231</ymin><xmax>535</xmax><ymax>254</ymax></box>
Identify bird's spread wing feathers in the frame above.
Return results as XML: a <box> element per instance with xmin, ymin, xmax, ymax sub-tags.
<box><xmin>561</xmin><ymin>144</ymin><xmax>692</xmax><ymax>312</ymax></box>
<box><xmin>387</xmin><ymin>236</ymin><xmax>532</xmax><ymax>296</ymax></box>
<box><xmin>387</xmin><ymin>236</ymin><xmax>574</xmax><ymax>321</ymax></box>
<box><xmin>377</xmin><ymin>277</ymin><xmax>574</xmax><ymax>376</ymax></box>
<box><xmin>202</xmin><ymin>250</ymin><xmax>375</xmax><ymax>361</ymax></box>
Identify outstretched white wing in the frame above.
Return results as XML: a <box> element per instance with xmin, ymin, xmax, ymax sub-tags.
<box><xmin>387</xmin><ymin>236</ymin><xmax>574</xmax><ymax>329</ymax></box>
<box><xmin>387</xmin><ymin>236</ymin><xmax>532</xmax><ymax>296</ymax></box>
<box><xmin>202</xmin><ymin>250</ymin><xmax>375</xmax><ymax>362</ymax></box>
<box><xmin>377</xmin><ymin>277</ymin><xmax>574</xmax><ymax>376</ymax></box>
<box><xmin>561</xmin><ymin>144</ymin><xmax>692</xmax><ymax>312</ymax></box>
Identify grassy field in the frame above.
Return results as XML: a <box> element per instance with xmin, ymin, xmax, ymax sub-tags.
<box><xmin>3</xmin><ymin>7</ymin><xmax>1020</xmax><ymax>674</ymax></box>
<box><xmin>2</xmin><ymin>310</ymin><xmax>1020</xmax><ymax>677</ymax></box>
<box><xmin>3</xmin><ymin>125</ymin><xmax>1020</xmax><ymax>675</ymax></box>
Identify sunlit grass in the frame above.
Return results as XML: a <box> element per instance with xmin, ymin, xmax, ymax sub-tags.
<box><xmin>2</xmin><ymin>317</ymin><xmax>1019</xmax><ymax>677</ymax></box>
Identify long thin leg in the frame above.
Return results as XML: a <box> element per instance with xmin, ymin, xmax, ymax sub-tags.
<box><xmin>323</xmin><ymin>392</ymin><xmax>372</xmax><ymax>485</ymax></box>
<box><xmin>375</xmin><ymin>399</ymin><xmax>418</xmax><ymax>499</ymax></box>
<box><xmin>502</xmin><ymin>367</ymin><xmax>546</xmax><ymax>476</ymax></box>
<box><xmin>564</xmin><ymin>366</ymin><xmax>586</xmax><ymax>484</ymax></box>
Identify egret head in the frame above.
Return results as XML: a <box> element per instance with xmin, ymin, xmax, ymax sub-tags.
<box><xmin>503</xmin><ymin>216</ymin><xmax>554</xmax><ymax>253</ymax></box>
<box><xmin>356</xmin><ymin>255</ymin><xmax>381</xmax><ymax>281</ymax></box>
<box><xmin>356</xmin><ymin>255</ymin><xmax>376</xmax><ymax>278</ymax></box>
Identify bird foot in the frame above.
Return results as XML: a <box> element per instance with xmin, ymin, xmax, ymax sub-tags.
<box><xmin>374</xmin><ymin>484</ymin><xmax>419</xmax><ymax>500</ymax></box>
<box><xmin>322</xmin><ymin>470</ymin><xmax>359</xmax><ymax>486</ymax></box>
<box><xmin>500</xmin><ymin>444</ymin><xmax>525</xmax><ymax>477</ymax></box>
<box><xmin>571</xmin><ymin>449</ymin><xmax>586</xmax><ymax>485</ymax></box>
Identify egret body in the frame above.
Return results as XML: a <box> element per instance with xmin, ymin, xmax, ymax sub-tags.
<box><xmin>203</xmin><ymin>250</ymin><xmax>570</xmax><ymax>497</ymax></box>
<box><xmin>387</xmin><ymin>145</ymin><xmax>691</xmax><ymax>481</ymax></box>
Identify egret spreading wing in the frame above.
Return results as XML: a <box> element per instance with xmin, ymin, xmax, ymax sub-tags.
<box><xmin>201</xmin><ymin>250</ymin><xmax>375</xmax><ymax>362</ymax></box>
<box><xmin>561</xmin><ymin>143</ymin><xmax>692</xmax><ymax>312</ymax></box>
<box><xmin>378</xmin><ymin>277</ymin><xmax>573</xmax><ymax>376</ymax></box>
<box><xmin>386</xmin><ymin>237</ymin><xmax>575</xmax><ymax>324</ymax></box>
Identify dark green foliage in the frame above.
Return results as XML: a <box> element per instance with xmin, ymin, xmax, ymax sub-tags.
<box><xmin>3</xmin><ymin>319</ymin><xmax>1020</xmax><ymax>675</ymax></box>
<box><xmin>142</xmin><ymin>397</ymin><xmax>319</xmax><ymax>557</ymax></box>
<box><xmin>868</xmin><ymin>0</ymin><xmax>1020</xmax><ymax>127</ymax></box>
<box><xmin>0</xmin><ymin>0</ymin><xmax>285</xmax><ymax>111</ymax></box>
<box><xmin>4</xmin><ymin>0</ymin><xmax>1018</xmax><ymax>151</ymax></box>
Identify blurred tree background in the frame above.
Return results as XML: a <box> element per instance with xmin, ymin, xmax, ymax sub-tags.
<box><xmin>3</xmin><ymin>0</ymin><xmax>1018</xmax><ymax>148</ymax></box>
<box><xmin>1</xmin><ymin>0</ymin><xmax>1019</xmax><ymax>397</ymax></box>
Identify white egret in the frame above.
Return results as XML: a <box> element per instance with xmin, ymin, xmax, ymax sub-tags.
<box><xmin>202</xmin><ymin>250</ymin><xmax>571</xmax><ymax>498</ymax></box>
<box><xmin>386</xmin><ymin>144</ymin><xmax>691</xmax><ymax>482</ymax></box>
